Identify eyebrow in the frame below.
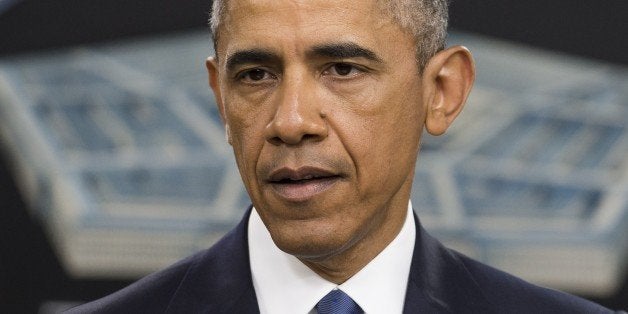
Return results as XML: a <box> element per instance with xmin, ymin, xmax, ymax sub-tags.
<box><xmin>225</xmin><ymin>49</ymin><xmax>280</xmax><ymax>72</ymax></box>
<box><xmin>308</xmin><ymin>42</ymin><xmax>382</xmax><ymax>63</ymax></box>
<box><xmin>224</xmin><ymin>42</ymin><xmax>382</xmax><ymax>72</ymax></box>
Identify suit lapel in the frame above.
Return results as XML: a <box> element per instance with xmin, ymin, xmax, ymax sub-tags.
<box><xmin>404</xmin><ymin>212</ymin><xmax>495</xmax><ymax>314</ymax></box>
<box><xmin>163</xmin><ymin>208</ymin><xmax>495</xmax><ymax>313</ymax></box>
<box><xmin>166</xmin><ymin>207</ymin><xmax>259</xmax><ymax>313</ymax></box>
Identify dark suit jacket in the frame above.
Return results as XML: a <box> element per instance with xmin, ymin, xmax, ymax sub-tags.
<box><xmin>67</xmin><ymin>208</ymin><xmax>615</xmax><ymax>313</ymax></box>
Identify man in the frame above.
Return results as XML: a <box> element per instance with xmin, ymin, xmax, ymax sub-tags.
<box><xmin>68</xmin><ymin>0</ymin><xmax>618</xmax><ymax>313</ymax></box>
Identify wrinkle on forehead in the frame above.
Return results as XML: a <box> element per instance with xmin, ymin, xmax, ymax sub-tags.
<box><xmin>217</xmin><ymin>0</ymin><xmax>398</xmax><ymax>60</ymax></box>
<box><xmin>221</xmin><ymin>0</ymin><xmax>403</xmax><ymax>34</ymax></box>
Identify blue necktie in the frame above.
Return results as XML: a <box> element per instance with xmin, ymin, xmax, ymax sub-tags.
<box><xmin>316</xmin><ymin>289</ymin><xmax>363</xmax><ymax>314</ymax></box>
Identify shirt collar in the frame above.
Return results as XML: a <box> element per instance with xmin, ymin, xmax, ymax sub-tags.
<box><xmin>248</xmin><ymin>202</ymin><xmax>416</xmax><ymax>314</ymax></box>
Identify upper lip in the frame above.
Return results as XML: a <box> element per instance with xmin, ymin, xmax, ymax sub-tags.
<box><xmin>267</xmin><ymin>166</ymin><xmax>338</xmax><ymax>182</ymax></box>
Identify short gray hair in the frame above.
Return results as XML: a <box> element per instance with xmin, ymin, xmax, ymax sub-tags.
<box><xmin>209</xmin><ymin>0</ymin><xmax>449</xmax><ymax>70</ymax></box>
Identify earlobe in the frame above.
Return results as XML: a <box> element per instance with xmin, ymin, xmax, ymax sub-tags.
<box><xmin>423</xmin><ymin>46</ymin><xmax>475</xmax><ymax>136</ymax></box>
<box><xmin>225</xmin><ymin>123</ymin><xmax>232</xmax><ymax>145</ymax></box>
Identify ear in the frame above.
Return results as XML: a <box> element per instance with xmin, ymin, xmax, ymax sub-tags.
<box><xmin>422</xmin><ymin>46</ymin><xmax>475</xmax><ymax>136</ymax></box>
<box><xmin>206</xmin><ymin>56</ymin><xmax>232</xmax><ymax>144</ymax></box>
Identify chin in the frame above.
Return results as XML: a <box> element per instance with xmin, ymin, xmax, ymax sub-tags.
<box><xmin>269</xmin><ymin>222</ymin><xmax>354</xmax><ymax>261</ymax></box>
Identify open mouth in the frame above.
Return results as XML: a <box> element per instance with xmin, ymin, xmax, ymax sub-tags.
<box><xmin>273</xmin><ymin>174</ymin><xmax>338</xmax><ymax>185</ymax></box>
<box><xmin>267</xmin><ymin>167</ymin><xmax>341</xmax><ymax>201</ymax></box>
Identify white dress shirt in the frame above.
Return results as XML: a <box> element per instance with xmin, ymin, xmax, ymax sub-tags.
<box><xmin>248</xmin><ymin>202</ymin><xmax>416</xmax><ymax>314</ymax></box>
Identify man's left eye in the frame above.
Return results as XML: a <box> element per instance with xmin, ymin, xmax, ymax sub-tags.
<box><xmin>326</xmin><ymin>63</ymin><xmax>361</xmax><ymax>76</ymax></box>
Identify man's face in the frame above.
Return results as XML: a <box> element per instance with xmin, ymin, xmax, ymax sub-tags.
<box><xmin>210</xmin><ymin>0</ymin><xmax>426</xmax><ymax>262</ymax></box>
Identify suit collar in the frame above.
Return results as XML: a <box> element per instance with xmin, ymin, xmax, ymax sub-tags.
<box><xmin>404</xmin><ymin>212</ymin><xmax>495</xmax><ymax>313</ymax></box>
<box><xmin>166</xmin><ymin>206</ymin><xmax>259</xmax><ymax>313</ymax></box>
<box><xmin>164</xmin><ymin>207</ymin><xmax>496</xmax><ymax>313</ymax></box>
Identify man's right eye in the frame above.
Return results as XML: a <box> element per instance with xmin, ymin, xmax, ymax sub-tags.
<box><xmin>237</xmin><ymin>68</ymin><xmax>274</xmax><ymax>82</ymax></box>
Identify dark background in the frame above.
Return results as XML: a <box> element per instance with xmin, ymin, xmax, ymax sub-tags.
<box><xmin>1</xmin><ymin>0</ymin><xmax>626</xmax><ymax>64</ymax></box>
<box><xmin>1</xmin><ymin>0</ymin><xmax>626</xmax><ymax>312</ymax></box>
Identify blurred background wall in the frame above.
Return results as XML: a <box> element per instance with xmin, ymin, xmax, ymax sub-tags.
<box><xmin>0</xmin><ymin>0</ymin><xmax>626</xmax><ymax>313</ymax></box>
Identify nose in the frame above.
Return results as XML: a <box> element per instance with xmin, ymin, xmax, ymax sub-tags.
<box><xmin>264</xmin><ymin>75</ymin><xmax>328</xmax><ymax>145</ymax></box>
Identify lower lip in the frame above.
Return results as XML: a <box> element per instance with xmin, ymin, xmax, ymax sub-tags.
<box><xmin>269</xmin><ymin>177</ymin><xmax>339</xmax><ymax>202</ymax></box>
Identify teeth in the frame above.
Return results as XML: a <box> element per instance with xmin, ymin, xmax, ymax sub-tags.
<box><xmin>286</xmin><ymin>174</ymin><xmax>315</xmax><ymax>181</ymax></box>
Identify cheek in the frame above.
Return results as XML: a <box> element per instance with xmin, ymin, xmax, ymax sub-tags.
<box><xmin>225</xmin><ymin>107</ymin><xmax>268</xmax><ymax>187</ymax></box>
<box><xmin>332</xmin><ymin>89</ymin><xmax>423</xmax><ymax>187</ymax></box>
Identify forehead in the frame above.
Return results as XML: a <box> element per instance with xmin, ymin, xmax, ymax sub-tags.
<box><xmin>224</xmin><ymin>0</ymin><xmax>385</xmax><ymax>29</ymax></box>
<box><xmin>216</xmin><ymin>0</ymin><xmax>409</xmax><ymax>59</ymax></box>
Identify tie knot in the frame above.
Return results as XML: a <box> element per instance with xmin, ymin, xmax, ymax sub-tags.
<box><xmin>316</xmin><ymin>289</ymin><xmax>363</xmax><ymax>314</ymax></box>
